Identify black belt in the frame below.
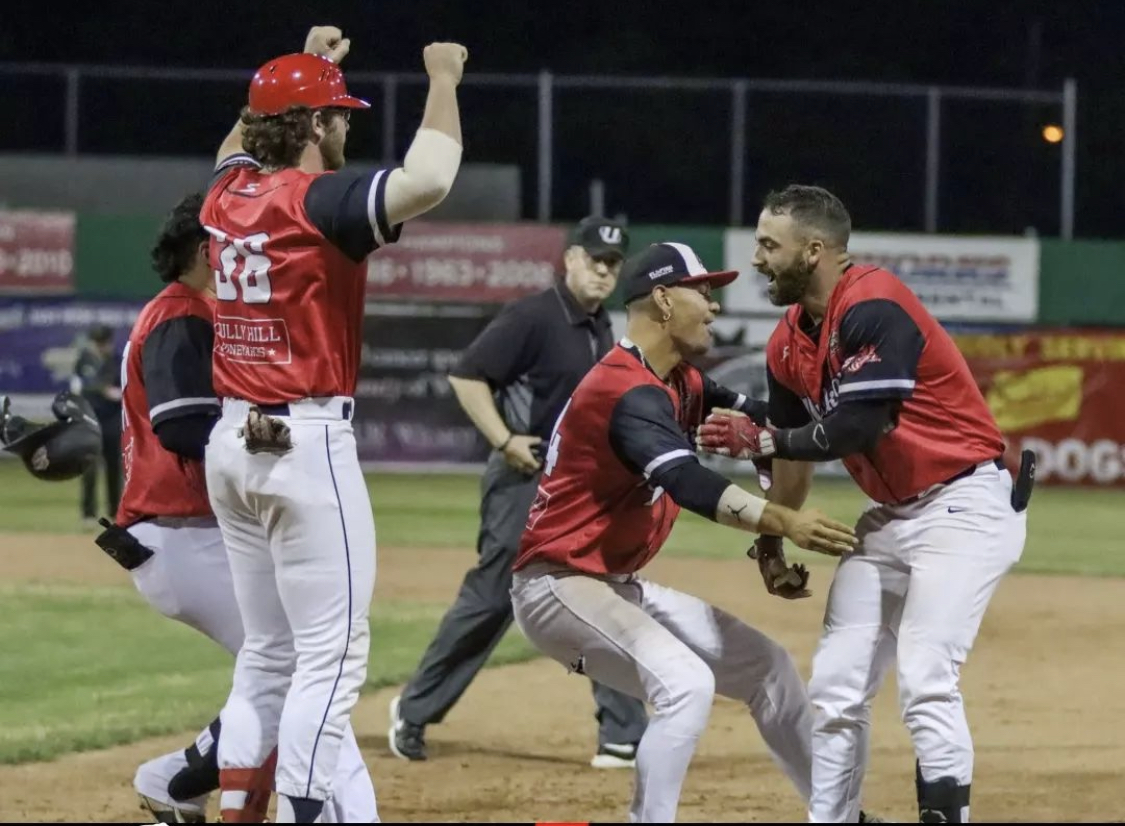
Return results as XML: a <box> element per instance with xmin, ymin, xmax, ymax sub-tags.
<box><xmin>257</xmin><ymin>401</ymin><xmax>353</xmax><ymax>420</ymax></box>
<box><xmin>899</xmin><ymin>457</ymin><xmax>1005</xmax><ymax>505</ymax></box>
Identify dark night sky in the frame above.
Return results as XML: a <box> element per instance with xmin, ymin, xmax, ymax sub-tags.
<box><xmin>3</xmin><ymin>0</ymin><xmax>1123</xmax><ymax>237</ymax></box>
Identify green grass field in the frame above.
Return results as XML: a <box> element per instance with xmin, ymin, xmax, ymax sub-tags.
<box><xmin>0</xmin><ymin>459</ymin><xmax>1120</xmax><ymax>764</ymax></box>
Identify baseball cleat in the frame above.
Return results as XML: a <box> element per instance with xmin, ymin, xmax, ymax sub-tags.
<box><xmin>859</xmin><ymin>811</ymin><xmax>892</xmax><ymax>823</ymax></box>
<box><xmin>388</xmin><ymin>695</ymin><xmax>427</xmax><ymax>761</ymax></box>
<box><xmin>137</xmin><ymin>792</ymin><xmax>207</xmax><ymax>824</ymax></box>
<box><xmin>590</xmin><ymin>741</ymin><xmax>637</xmax><ymax>769</ymax></box>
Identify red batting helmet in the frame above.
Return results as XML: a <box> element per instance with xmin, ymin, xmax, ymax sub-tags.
<box><xmin>247</xmin><ymin>53</ymin><xmax>371</xmax><ymax>116</ymax></box>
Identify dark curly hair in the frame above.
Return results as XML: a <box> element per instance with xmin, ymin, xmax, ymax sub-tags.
<box><xmin>240</xmin><ymin>105</ymin><xmax>315</xmax><ymax>169</ymax></box>
<box><xmin>763</xmin><ymin>184</ymin><xmax>852</xmax><ymax>248</ymax></box>
<box><xmin>151</xmin><ymin>192</ymin><xmax>207</xmax><ymax>283</ymax></box>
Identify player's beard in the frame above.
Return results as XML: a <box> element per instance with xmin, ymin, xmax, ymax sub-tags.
<box><xmin>318</xmin><ymin>125</ymin><xmax>347</xmax><ymax>172</ymax></box>
<box><xmin>764</xmin><ymin>257</ymin><xmax>814</xmax><ymax>306</ymax></box>
<box><xmin>320</xmin><ymin>140</ymin><xmax>345</xmax><ymax>171</ymax></box>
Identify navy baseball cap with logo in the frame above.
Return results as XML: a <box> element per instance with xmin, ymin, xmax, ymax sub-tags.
<box><xmin>567</xmin><ymin>216</ymin><xmax>629</xmax><ymax>260</ymax></box>
<box><xmin>620</xmin><ymin>242</ymin><xmax>739</xmax><ymax>304</ymax></box>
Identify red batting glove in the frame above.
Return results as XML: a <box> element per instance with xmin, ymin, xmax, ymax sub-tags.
<box><xmin>696</xmin><ymin>412</ymin><xmax>778</xmax><ymax>459</ymax></box>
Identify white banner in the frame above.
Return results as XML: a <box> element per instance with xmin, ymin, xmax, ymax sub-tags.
<box><xmin>723</xmin><ymin>230</ymin><xmax>1039</xmax><ymax>322</ymax></box>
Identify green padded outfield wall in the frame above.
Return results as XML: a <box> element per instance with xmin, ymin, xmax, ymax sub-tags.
<box><xmin>1038</xmin><ymin>238</ymin><xmax>1125</xmax><ymax>326</ymax></box>
<box><xmin>74</xmin><ymin>214</ymin><xmax>164</xmax><ymax>299</ymax></box>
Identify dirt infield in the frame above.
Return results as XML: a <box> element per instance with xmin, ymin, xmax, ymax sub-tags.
<box><xmin>2</xmin><ymin>534</ymin><xmax>1124</xmax><ymax>822</ymax></box>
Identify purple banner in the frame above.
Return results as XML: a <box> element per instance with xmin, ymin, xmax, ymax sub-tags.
<box><xmin>0</xmin><ymin>298</ymin><xmax>141</xmax><ymax>393</ymax></box>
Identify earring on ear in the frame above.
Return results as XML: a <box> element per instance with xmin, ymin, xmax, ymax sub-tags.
<box><xmin>661</xmin><ymin>310</ymin><xmax>672</xmax><ymax>323</ymax></box>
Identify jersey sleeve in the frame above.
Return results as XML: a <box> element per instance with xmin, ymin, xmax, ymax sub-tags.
<box><xmin>608</xmin><ymin>385</ymin><xmax>698</xmax><ymax>478</ymax></box>
<box><xmin>303</xmin><ymin>169</ymin><xmax>404</xmax><ymax>263</ymax></box>
<box><xmin>836</xmin><ymin>298</ymin><xmax>925</xmax><ymax>402</ymax></box>
<box><xmin>701</xmin><ymin>373</ymin><xmax>768</xmax><ymax>423</ymax></box>
<box><xmin>449</xmin><ymin>302</ymin><xmax>537</xmax><ymax>388</ymax></box>
<box><xmin>767</xmin><ymin>365</ymin><xmax>812</xmax><ymax>428</ymax></box>
<box><xmin>141</xmin><ymin>316</ymin><xmax>221</xmax><ymax>428</ymax></box>
<box><xmin>208</xmin><ymin>153</ymin><xmax>262</xmax><ymax>192</ymax></box>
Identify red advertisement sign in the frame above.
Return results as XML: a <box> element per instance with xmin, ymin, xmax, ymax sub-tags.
<box><xmin>367</xmin><ymin>221</ymin><xmax>566</xmax><ymax>303</ymax></box>
<box><xmin>0</xmin><ymin>211</ymin><xmax>75</xmax><ymax>292</ymax></box>
<box><xmin>955</xmin><ymin>330</ymin><xmax>1125</xmax><ymax>486</ymax></box>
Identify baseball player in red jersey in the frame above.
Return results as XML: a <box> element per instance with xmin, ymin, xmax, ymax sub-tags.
<box><xmin>511</xmin><ymin>241</ymin><xmax>859</xmax><ymax>823</ymax></box>
<box><xmin>198</xmin><ymin>27</ymin><xmax>466</xmax><ymax>823</ymax></box>
<box><xmin>92</xmin><ymin>190</ymin><xmax>376</xmax><ymax>823</ymax></box>
<box><xmin>698</xmin><ymin>185</ymin><xmax>1031</xmax><ymax>823</ymax></box>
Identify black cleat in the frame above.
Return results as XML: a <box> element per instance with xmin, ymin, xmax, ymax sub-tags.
<box><xmin>388</xmin><ymin>695</ymin><xmax>428</xmax><ymax>761</ymax></box>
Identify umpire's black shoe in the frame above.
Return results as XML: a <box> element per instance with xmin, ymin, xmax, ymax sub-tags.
<box><xmin>388</xmin><ymin>695</ymin><xmax>428</xmax><ymax>761</ymax></box>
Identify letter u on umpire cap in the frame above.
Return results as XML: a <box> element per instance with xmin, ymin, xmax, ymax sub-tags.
<box><xmin>568</xmin><ymin>216</ymin><xmax>630</xmax><ymax>260</ymax></box>
<box><xmin>620</xmin><ymin>242</ymin><xmax>739</xmax><ymax>304</ymax></box>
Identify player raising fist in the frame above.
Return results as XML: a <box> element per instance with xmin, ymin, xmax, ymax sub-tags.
<box><xmin>200</xmin><ymin>28</ymin><xmax>467</xmax><ymax>823</ymax></box>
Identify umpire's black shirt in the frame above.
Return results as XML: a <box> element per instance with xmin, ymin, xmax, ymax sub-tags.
<box><xmin>452</xmin><ymin>281</ymin><xmax>613</xmax><ymax>443</ymax></box>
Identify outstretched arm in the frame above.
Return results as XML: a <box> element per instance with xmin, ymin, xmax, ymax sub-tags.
<box><xmin>607</xmin><ymin>385</ymin><xmax>856</xmax><ymax>556</ymax></box>
<box><xmin>383</xmin><ymin>43</ymin><xmax>468</xmax><ymax>226</ymax></box>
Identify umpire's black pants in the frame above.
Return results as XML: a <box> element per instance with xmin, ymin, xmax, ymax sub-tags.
<box><xmin>81</xmin><ymin>415</ymin><xmax>122</xmax><ymax>519</ymax></box>
<box><xmin>399</xmin><ymin>452</ymin><xmax>649</xmax><ymax>747</ymax></box>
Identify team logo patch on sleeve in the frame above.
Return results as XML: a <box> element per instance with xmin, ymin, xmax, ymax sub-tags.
<box><xmin>842</xmin><ymin>345</ymin><xmax>882</xmax><ymax>374</ymax></box>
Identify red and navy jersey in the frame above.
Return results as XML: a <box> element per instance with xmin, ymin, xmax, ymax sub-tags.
<box><xmin>766</xmin><ymin>264</ymin><xmax>1004</xmax><ymax>504</ymax></box>
<box><xmin>199</xmin><ymin>154</ymin><xmax>401</xmax><ymax>404</ymax></box>
<box><xmin>515</xmin><ymin>341</ymin><xmax>758</xmax><ymax>576</ymax></box>
<box><xmin>117</xmin><ymin>282</ymin><xmax>217</xmax><ymax>527</ymax></box>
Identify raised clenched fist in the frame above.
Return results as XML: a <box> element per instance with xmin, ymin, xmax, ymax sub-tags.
<box><xmin>304</xmin><ymin>26</ymin><xmax>351</xmax><ymax>63</ymax></box>
<box><xmin>424</xmin><ymin>42</ymin><xmax>468</xmax><ymax>85</ymax></box>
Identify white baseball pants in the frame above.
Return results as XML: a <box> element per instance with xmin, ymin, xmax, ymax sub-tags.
<box><xmin>807</xmin><ymin>461</ymin><xmax>1027</xmax><ymax>823</ymax></box>
<box><xmin>512</xmin><ymin>562</ymin><xmax>813</xmax><ymax>823</ymax></box>
<box><xmin>127</xmin><ymin>516</ymin><xmax>377</xmax><ymax>822</ymax></box>
<box><xmin>205</xmin><ymin>397</ymin><xmax>377</xmax><ymax>817</ymax></box>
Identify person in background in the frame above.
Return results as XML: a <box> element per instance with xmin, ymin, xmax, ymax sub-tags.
<box><xmin>71</xmin><ymin>323</ymin><xmax>123</xmax><ymax>526</ymax></box>
<box><xmin>389</xmin><ymin>216</ymin><xmax>650</xmax><ymax>768</ymax></box>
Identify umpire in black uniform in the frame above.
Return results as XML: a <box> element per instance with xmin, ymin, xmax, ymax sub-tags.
<box><xmin>389</xmin><ymin>217</ymin><xmax>649</xmax><ymax>767</ymax></box>
<box><xmin>72</xmin><ymin>323</ymin><xmax>123</xmax><ymax>526</ymax></box>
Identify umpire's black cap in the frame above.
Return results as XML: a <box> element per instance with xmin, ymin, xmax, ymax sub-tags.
<box><xmin>567</xmin><ymin>216</ymin><xmax>629</xmax><ymax>260</ymax></box>
<box><xmin>620</xmin><ymin>242</ymin><xmax>739</xmax><ymax>305</ymax></box>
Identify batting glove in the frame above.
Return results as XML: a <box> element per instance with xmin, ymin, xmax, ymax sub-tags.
<box><xmin>748</xmin><ymin>535</ymin><xmax>811</xmax><ymax>600</ymax></box>
<box><xmin>696</xmin><ymin>412</ymin><xmax>778</xmax><ymax>459</ymax></box>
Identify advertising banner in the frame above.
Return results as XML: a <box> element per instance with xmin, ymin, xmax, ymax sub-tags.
<box><xmin>0</xmin><ymin>298</ymin><xmax>141</xmax><ymax>394</ymax></box>
<box><xmin>954</xmin><ymin>329</ymin><xmax>1125</xmax><ymax>486</ymax></box>
<box><xmin>367</xmin><ymin>222</ymin><xmax>566</xmax><ymax>304</ymax></box>
<box><xmin>354</xmin><ymin>303</ymin><xmax>497</xmax><ymax>465</ymax></box>
<box><xmin>0</xmin><ymin>211</ymin><xmax>76</xmax><ymax>293</ymax></box>
<box><xmin>723</xmin><ymin>230</ymin><xmax>1039</xmax><ymax>322</ymax></box>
